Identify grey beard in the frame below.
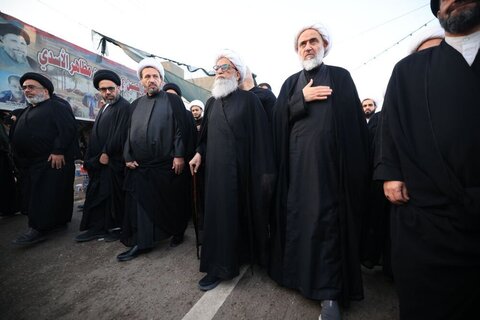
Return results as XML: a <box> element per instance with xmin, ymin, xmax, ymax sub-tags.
<box><xmin>211</xmin><ymin>76</ymin><xmax>238</xmax><ymax>99</ymax></box>
<box><xmin>301</xmin><ymin>47</ymin><xmax>325</xmax><ymax>71</ymax></box>
<box><xmin>26</xmin><ymin>92</ymin><xmax>48</xmax><ymax>105</ymax></box>
<box><xmin>147</xmin><ymin>87</ymin><xmax>160</xmax><ymax>95</ymax></box>
<box><xmin>439</xmin><ymin>3</ymin><xmax>480</xmax><ymax>34</ymax></box>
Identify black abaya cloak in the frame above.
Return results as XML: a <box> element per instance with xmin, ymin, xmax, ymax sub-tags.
<box><xmin>80</xmin><ymin>96</ymin><xmax>131</xmax><ymax>232</ymax></box>
<box><xmin>10</xmin><ymin>98</ymin><xmax>77</xmax><ymax>231</ymax></box>
<box><xmin>360</xmin><ymin>111</ymin><xmax>391</xmax><ymax>273</ymax></box>
<box><xmin>197</xmin><ymin>89</ymin><xmax>275</xmax><ymax>280</ymax></box>
<box><xmin>121</xmin><ymin>91</ymin><xmax>195</xmax><ymax>249</ymax></box>
<box><xmin>249</xmin><ymin>86</ymin><xmax>276</xmax><ymax>123</ymax></box>
<box><xmin>374</xmin><ymin>42</ymin><xmax>480</xmax><ymax>320</ymax></box>
<box><xmin>270</xmin><ymin>64</ymin><xmax>369</xmax><ymax>303</ymax></box>
<box><xmin>0</xmin><ymin>122</ymin><xmax>18</xmax><ymax>216</ymax></box>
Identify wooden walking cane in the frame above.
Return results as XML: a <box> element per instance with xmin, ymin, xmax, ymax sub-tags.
<box><xmin>192</xmin><ymin>170</ymin><xmax>201</xmax><ymax>259</ymax></box>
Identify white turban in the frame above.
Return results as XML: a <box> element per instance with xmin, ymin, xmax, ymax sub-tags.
<box><xmin>408</xmin><ymin>25</ymin><xmax>444</xmax><ymax>54</ymax></box>
<box><xmin>137</xmin><ymin>57</ymin><xmax>165</xmax><ymax>80</ymax></box>
<box><xmin>294</xmin><ymin>23</ymin><xmax>332</xmax><ymax>57</ymax></box>
<box><xmin>215</xmin><ymin>49</ymin><xmax>246</xmax><ymax>83</ymax></box>
<box><xmin>189</xmin><ymin>99</ymin><xmax>205</xmax><ymax>110</ymax></box>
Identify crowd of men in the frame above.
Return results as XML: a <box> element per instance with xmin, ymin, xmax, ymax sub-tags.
<box><xmin>0</xmin><ymin>1</ymin><xmax>478</xmax><ymax>319</ymax></box>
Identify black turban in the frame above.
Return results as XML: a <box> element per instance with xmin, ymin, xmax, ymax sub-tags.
<box><xmin>20</xmin><ymin>72</ymin><xmax>54</xmax><ymax>96</ymax></box>
<box><xmin>0</xmin><ymin>22</ymin><xmax>30</xmax><ymax>45</ymax></box>
<box><xmin>163</xmin><ymin>83</ymin><xmax>182</xmax><ymax>96</ymax></box>
<box><xmin>93</xmin><ymin>69</ymin><xmax>121</xmax><ymax>89</ymax></box>
<box><xmin>430</xmin><ymin>0</ymin><xmax>439</xmax><ymax>16</ymax></box>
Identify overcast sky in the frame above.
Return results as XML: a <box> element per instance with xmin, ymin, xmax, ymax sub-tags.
<box><xmin>1</xmin><ymin>0</ymin><xmax>437</xmax><ymax>107</ymax></box>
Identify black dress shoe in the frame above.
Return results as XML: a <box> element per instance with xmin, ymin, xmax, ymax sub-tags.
<box><xmin>116</xmin><ymin>245</ymin><xmax>151</xmax><ymax>262</ymax></box>
<box><xmin>169</xmin><ymin>234</ymin><xmax>184</xmax><ymax>247</ymax></box>
<box><xmin>198</xmin><ymin>273</ymin><xmax>222</xmax><ymax>291</ymax></box>
<box><xmin>12</xmin><ymin>228</ymin><xmax>46</xmax><ymax>246</ymax></box>
<box><xmin>74</xmin><ymin>229</ymin><xmax>108</xmax><ymax>242</ymax></box>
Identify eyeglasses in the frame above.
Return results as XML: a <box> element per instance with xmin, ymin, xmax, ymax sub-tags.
<box><xmin>213</xmin><ymin>64</ymin><xmax>237</xmax><ymax>72</ymax></box>
<box><xmin>99</xmin><ymin>86</ymin><xmax>116</xmax><ymax>92</ymax></box>
<box><xmin>21</xmin><ymin>85</ymin><xmax>45</xmax><ymax>91</ymax></box>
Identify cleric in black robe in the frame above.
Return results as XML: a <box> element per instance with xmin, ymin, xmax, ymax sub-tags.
<box><xmin>188</xmin><ymin>99</ymin><xmax>205</xmax><ymax>248</ymax></box>
<box><xmin>117</xmin><ymin>57</ymin><xmax>195</xmax><ymax>261</ymax></box>
<box><xmin>362</xmin><ymin>98</ymin><xmax>380</xmax><ymax>144</ymax></box>
<box><xmin>189</xmin><ymin>99</ymin><xmax>204</xmax><ymax>135</ymax></box>
<box><xmin>189</xmin><ymin>50</ymin><xmax>275</xmax><ymax>291</ymax></box>
<box><xmin>374</xmin><ymin>1</ymin><xmax>480</xmax><ymax>319</ymax></box>
<box><xmin>359</xmin><ymin>99</ymin><xmax>391</xmax><ymax>274</ymax></box>
<box><xmin>269</xmin><ymin>24</ymin><xmax>369</xmax><ymax>318</ymax></box>
<box><xmin>10</xmin><ymin>72</ymin><xmax>77</xmax><ymax>245</ymax></box>
<box><xmin>75</xmin><ymin>70</ymin><xmax>131</xmax><ymax>242</ymax></box>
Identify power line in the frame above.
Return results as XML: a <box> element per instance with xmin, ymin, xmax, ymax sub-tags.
<box><xmin>338</xmin><ymin>3</ymin><xmax>430</xmax><ymax>45</ymax></box>
<box><xmin>354</xmin><ymin>18</ymin><xmax>436</xmax><ymax>70</ymax></box>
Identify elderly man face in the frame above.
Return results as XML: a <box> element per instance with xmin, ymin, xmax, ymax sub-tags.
<box><xmin>214</xmin><ymin>57</ymin><xmax>240</xmax><ymax>81</ymax></box>
<box><xmin>140</xmin><ymin>67</ymin><xmax>163</xmax><ymax>96</ymax></box>
<box><xmin>211</xmin><ymin>57</ymin><xmax>240</xmax><ymax>99</ymax></box>
<box><xmin>1</xmin><ymin>33</ymin><xmax>28</xmax><ymax>63</ymax></box>
<box><xmin>438</xmin><ymin>0</ymin><xmax>480</xmax><ymax>34</ymax></box>
<box><xmin>21</xmin><ymin>79</ymin><xmax>49</xmax><ymax>105</ymax></box>
<box><xmin>98</xmin><ymin>79</ymin><xmax>120</xmax><ymax>104</ymax></box>
<box><xmin>297</xmin><ymin>29</ymin><xmax>326</xmax><ymax>71</ymax></box>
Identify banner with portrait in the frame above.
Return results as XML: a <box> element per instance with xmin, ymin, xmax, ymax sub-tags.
<box><xmin>0</xmin><ymin>12</ymin><xmax>142</xmax><ymax>121</ymax></box>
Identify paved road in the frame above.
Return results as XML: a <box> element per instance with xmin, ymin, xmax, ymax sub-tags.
<box><xmin>0</xmin><ymin>203</ymin><xmax>398</xmax><ymax>320</ymax></box>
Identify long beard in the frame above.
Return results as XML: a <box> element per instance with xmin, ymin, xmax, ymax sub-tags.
<box><xmin>211</xmin><ymin>76</ymin><xmax>238</xmax><ymax>99</ymax></box>
<box><xmin>26</xmin><ymin>92</ymin><xmax>48</xmax><ymax>105</ymax></box>
<box><xmin>301</xmin><ymin>46</ymin><xmax>325</xmax><ymax>71</ymax></box>
<box><xmin>439</xmin><ymin>2</ymin><xmax>480</xmax><ymax>34</ymax></box>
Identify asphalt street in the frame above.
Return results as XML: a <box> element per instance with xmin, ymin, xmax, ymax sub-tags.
<box><xmin>0</xmin><ymin>202</ymin><xmax>398</xmax><ymax>320</ymax></box>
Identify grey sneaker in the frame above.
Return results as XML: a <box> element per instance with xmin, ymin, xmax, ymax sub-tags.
<box><xmin>319</xmin><ymin>300</ymin><xmax>340</xmax><ymax>320</ymax></box>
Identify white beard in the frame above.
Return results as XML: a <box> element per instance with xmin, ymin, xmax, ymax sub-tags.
<box><xmin>26</xmin><ymin>92</ymin><xmax>48</xmax><ymax>105</ymax></box>
<box><xmin>301</xmin><ymin>46</ymin><xmax>325</xmax><ymax>71</ymax></box>
<box><xmin>211</xmin><ymin>76</ymin><xmax>238</xmax><ymax>99</ymax></box>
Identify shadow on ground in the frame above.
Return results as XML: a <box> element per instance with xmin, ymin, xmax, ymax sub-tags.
<box><xmin>0</xmin><ymin>203</ymin><xmax>398</xmax><ymax>320</ymax></box>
